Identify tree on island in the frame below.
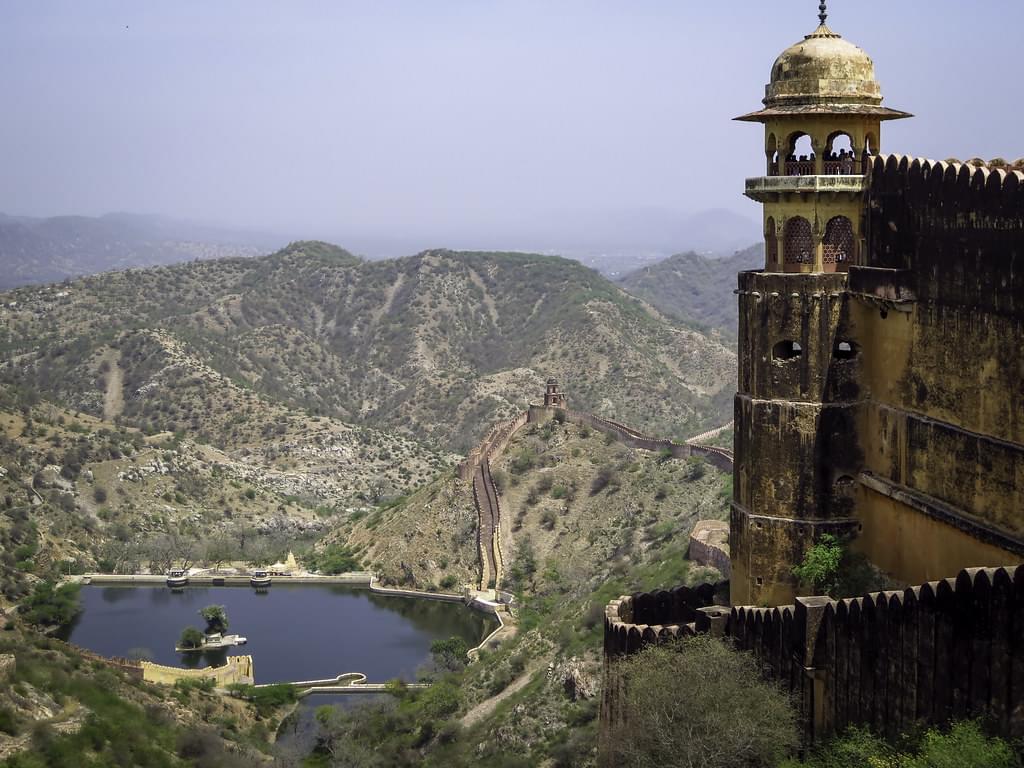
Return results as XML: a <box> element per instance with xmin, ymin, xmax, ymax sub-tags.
<box><xmin>178</xmin><ymin>627</ymin><xmax>203</xmax><ymax>649</ymax></box>
<box><xmin>199</xmin><ymin>605</ymin><xmax>229</xmax><ymax>635</ymax></box>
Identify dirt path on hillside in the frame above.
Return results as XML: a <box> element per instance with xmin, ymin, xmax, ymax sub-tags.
<box><xmin>461</xmin><ymin>659</ymin><xmax>544</xmax><ymax>728</ymax></box>
<box><xmin>102</xmin><ymin>351</ymin><xmax>124</xmax><ymax>420</ymax></box>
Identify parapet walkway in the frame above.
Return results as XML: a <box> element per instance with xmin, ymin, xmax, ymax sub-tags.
<box><xmin>459</xmin><ymin>405</ymin><xmax>734</xmax><ymax>592</ymax></box>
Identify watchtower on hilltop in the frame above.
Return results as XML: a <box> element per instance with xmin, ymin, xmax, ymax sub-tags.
<box><xmin>543</xmin><ymin>378</ymin><xmax>567</xmax><ymax>408</ymax></box>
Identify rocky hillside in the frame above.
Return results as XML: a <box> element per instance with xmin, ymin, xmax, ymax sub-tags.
<box><xmin>0</xmin><ymin>626</ymin><xmax>281</xmax><ymax>765</ymax></box>
<box><xmin>0</xmin><ymin>212</ymin><xmax>273</xmax><ymax>289</ymax></box>
<box><xmin>318</xmin><ymin>417</ymin><xmax>732</xmax><ymax>766</ymax></box>
<box><xmin>617</xmin><ymin>243</ymin><xmax>762</xmax><ymax>339</ymax></box>
<box><xmin>0</xmin><ymin>241</ymin><xmax>736</xmax><ymax>452</ymax></box>
<box><xmin>0</xmin><ymin>386</ymin><xmax>451</xmax><ymax>608</ymax></box>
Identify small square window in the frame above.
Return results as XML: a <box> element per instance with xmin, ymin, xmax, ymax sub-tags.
<box><xmin>755</xmin><ymin>576</ymin><xmax>764</xmax><ymax>586</ymax></box>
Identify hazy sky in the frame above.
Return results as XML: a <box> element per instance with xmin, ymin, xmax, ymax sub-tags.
<box><xmin>2</xmin><ymin>1</ymin><xmax>1021</xmax><ymax>249</ymax></box>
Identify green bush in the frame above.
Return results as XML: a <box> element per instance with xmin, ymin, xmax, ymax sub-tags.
<box><xmin>608</xmin><ymin>636</ymin><xmax>798</xmax><ymax>768</ymax></box>
<box><xmin>783</xmin><ymin>720</ymin><xmax>1017</xmax><ymax>768</ymax></box>
<box><xmin>439</xmin><ymin>574</ymin><xmax>458</xmax><ymax>591</ymax></box>
<box><xmin>0</xmin><ymin>705</ymin><xmax>20</xmax><ymax>736</ymax></box>
<box><xmin>18</xmin><ymin>582</ymin><xmax>81</xmax><ymax>628</ymax></box>
<box><xmin>308</xmin><ymin>544</ymin><xmax>361</xmax><ymax>574</ymax></box>
<box><xmin>792</xmin><ymin>534</ymin><xmax>843</xmax><ymax>595</ymax></box>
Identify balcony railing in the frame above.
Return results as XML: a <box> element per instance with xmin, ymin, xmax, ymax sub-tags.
<box><xmin>744</xmin><ymin>175</ymin><xmax>868</xmax><ymax>200</ymax></box>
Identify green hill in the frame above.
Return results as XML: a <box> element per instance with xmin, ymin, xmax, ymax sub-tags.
<box><xmin>616</xmin><ymin>244</ymin><xmax>762</xmax><ymax>340</ymax></box>
<box><xmin>0</xmin><ymin>242</ymin><xmax>736</xmax><ymax>452</ymax></box>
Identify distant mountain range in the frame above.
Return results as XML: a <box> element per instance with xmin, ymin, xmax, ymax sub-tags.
<box><xmin>616</xmin><ymin>244</ymin><xmax>764</xmax><ymax>339</ymax></box>
<box><xmin>0</xmin><ymin>212</ymin><xmax>284</xmax><ymax>289</ymax></box>
<box><xmin>0</xmin><ymin>206</ymin><xmax>761</xmax><ymax>288</ymax></box>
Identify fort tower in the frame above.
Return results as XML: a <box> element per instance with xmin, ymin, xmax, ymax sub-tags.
<box><xmin>543</xmin><ymin>377</ymin><xmax>567</xmax><ymax>408</ymax></box>
<box><xmin>730</xmin><ymin>2</ymin><xmax>911</xmax><ymax>605</ymax></box>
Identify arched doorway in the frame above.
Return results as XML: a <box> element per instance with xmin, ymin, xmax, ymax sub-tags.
<box><xmin>765</xmin><ymin>217</ymin><xmax>778</xmax><ymax>269</ymax></box>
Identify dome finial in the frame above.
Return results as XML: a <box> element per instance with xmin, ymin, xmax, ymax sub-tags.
<box><xmin>818</xmin><ymin>1</ymin><xmax>828</xmax><ymax>25</ymax></box>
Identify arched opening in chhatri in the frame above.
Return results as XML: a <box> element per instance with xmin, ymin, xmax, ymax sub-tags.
<box><xmin>786</xmin><ymin>133</ymin><xmax>815</xmax><ymax>176</ymax></box>
<box><xmin>825</xmin><ymin>132</ymin><xmax>856</xmax><ymax>175</ymax></box>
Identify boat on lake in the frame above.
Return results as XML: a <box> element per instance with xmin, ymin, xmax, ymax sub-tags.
<box><xmin>166</xmin><ymin>569</ymin><xmax>189</xmax><ymax>588</ymax></box>
<box><xmin>249</xmin><ymin>570</ymin><xmax>271</xmax><ymax>587</ymax></box>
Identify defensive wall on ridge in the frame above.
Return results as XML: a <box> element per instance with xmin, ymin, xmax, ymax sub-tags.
<box><xmin>457</xmin><ymin>396</ymin><xmax>735</xmax><ymax>590</ymax></box>
<box><xmin>600</xmin><ymin>565</ymin><xmax>1024</xmax><ymax>764</ymax></box>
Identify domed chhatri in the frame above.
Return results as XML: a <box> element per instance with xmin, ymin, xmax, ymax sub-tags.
<box><xmin>738</xmin><ymin>1</ymin><xmax>911</xmax><ymax>118</ymax></box>
<box><xmin>736</xmin><ymin>2</ymin><xmax>911</xmax><ymax>274</ymax></box>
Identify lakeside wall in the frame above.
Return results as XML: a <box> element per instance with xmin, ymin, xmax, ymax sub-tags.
<box><xmin>141</xmin><ymin>655</ymin><xmax>254</xmax><ymax>686</ymax></box>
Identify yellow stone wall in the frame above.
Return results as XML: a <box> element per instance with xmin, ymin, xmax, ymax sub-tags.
<box><xmin>853</xmin><ymin>487</ymin><xmax>1017</xmax><ymax>583</ymax></box>
<box><xmin>141</xmin><ymin>655</ymin><xmax>254</xmax><ymax>687</ymax></box>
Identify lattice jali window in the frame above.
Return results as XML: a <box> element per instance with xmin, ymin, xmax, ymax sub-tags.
<box><xmin>823</xmin><ymin>216</ymin><xmax>854</xmax><ymax>264</ymax></box>
<box><xmin>766</xmin><ymin>217</ymin><xmax>778</xmax><ymax>267</ymax></box>
<box><xmin>784</xmin><ymin>217</ymin><xmax>813</xmax><ymax>265</ymax></box>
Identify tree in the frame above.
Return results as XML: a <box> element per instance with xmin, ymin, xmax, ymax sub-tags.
<box><xmin>202</xmin><ymin>536</ymin><xmax>235</xmax><ymax>572</ymax></box>
<box><xmin>608</xmin><ymin>636</ymin><xmax>799</xmax><ymax>768</ymax></box>
<box><xmin>792</xmin><ymin>534</ymin><xmax>843</xmax><ymax>595</ymax></box>
<box><xmin>199</xmin><ymin>605</ymin><xmax>228</xmax><ymax>634</ymax></box>
<box><xmin>179</xmin><ymin>627</ymin><xmax>203</xmax><ymax>649</ymax></box>
<box><xmin>430</xmin><ymin>636</ymin><xmax>470</xmax><ymax>673</ymax></box>
<box><xmin>18</xmin><ymin>582</ymin><xmax>81</xmax><ymax>628</ymax></box>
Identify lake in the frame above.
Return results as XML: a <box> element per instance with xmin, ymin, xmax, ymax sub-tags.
<box><xmin>60</xmin><ymin>584</ymin><xmax>495</xmax><ymax>684</ymax></box>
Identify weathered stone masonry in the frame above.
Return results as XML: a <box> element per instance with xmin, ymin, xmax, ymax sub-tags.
<box><xmin>601</xmin><ymin>565</ymin><xmax>1024</xmax><ymax>761</ymax></box>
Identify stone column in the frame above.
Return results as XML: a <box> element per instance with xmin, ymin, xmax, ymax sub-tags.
<box><xmin>795</xmin><ymin>596</ymin><xmax>834</xmax><ymax>742</ymax></box>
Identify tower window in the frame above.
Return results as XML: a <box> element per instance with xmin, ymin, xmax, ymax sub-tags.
<box><xmin>773</xmin><ymin>340</ymin><xmax>803</xmax><ymax>361</ymax></box>
<box><xmin>783</xmin><ymin>217</ymin><xmax>813</xmax><ymax>266</ymax></box>
<box><xmin>823</xmin><ymin>216</ymin><xmax>855</xmax><ymax>269</ymax></box>
<box><xmin>834</xmin><ymin>340</ymin><xmax>857</xmax><ymax>359</ymax></box>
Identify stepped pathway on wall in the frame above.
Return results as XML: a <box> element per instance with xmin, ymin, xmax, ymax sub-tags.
<box><xmin>462</xmin><ymin>406</ymin><xmax>734</xmax><ymax>591</ymax></box>
<box><xmin>685</xmin><ymin>420</ymin><xmax>734</xmax><ymax>446</ymax></box>
<box><xmin>472</xmin><ymin>459</ymin><xmax>503</xmax><ymax>590</ymax></box>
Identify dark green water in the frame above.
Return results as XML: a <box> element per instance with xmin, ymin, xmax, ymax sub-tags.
<box><xmin>61</xmin><ymin>584</ymin><xmax>495</xmax><ymax>684</ymax></box>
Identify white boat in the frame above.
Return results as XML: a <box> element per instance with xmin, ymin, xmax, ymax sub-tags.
<box><xmin>249</xmin><ymin>570</ymin><xmax>271</xmax><ymax>587</ymax></box>
<box><xmin>166</xmin><ymin>569</ymin><xmax>189</xmax><ymax>587</ymax></box>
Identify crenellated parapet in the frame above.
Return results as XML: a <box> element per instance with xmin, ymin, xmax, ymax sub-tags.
<box><xmin>600</xmin><ymin>565</ymin><xmax>1024</xmax><ymax>760</ymax></box>
<box><xmin>866</xmin><ymin>154</ymin><xmax>1024</xmax><ymax>318</ymax></box>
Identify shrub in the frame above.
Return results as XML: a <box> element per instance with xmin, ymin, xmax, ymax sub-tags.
<box><xmin>309</xmin><ymin>544</ymin><xmax>362</xmax><ymax>574</ymax></box>
<box><xmin>439</xmin><ymin>574</ymin><xmax>458</xmax><ymax>591</ymax></box>
<box><xmin>792</xmin><ymin>534</ymin><xmax>844</xmax><ymax>596</ymax></box>
<box><xmin>609</xmin><ymin>636</ymin><xmax>799</xmax><ymax>768</ymax></box>
<box><xmin>18</xmin><ymin>582</ymin><xmax>81</xmax><ymax>628</ymax></box>
<box><xmin>0</xmin><ymin>705</ymin><xmax>19</xmax><ymax>736</ymax></box>
<box><xmin>590</xmin><ymin>464</ymin><xmax>618</xmax><ymax>495</ymax></box>
<box><xmin>783</xmin><ymin>720</ymin><xmax>1017</xmax><ymax>768</ymax></box>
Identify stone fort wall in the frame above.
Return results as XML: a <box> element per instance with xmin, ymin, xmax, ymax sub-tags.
<box><xmin>600</xmin><ymin>565</ymin><xmax>1024</xmax><ymax>764</ymax></box>
<box><xmin>731</xmin><ymin>155</ymin><xmax>1024</xmax><ymax>605</ymax></box>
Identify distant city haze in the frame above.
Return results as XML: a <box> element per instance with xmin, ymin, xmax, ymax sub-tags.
<box><xmin>2</xmin><ymin>1</ymin><xmax>1020</xmax><ymax>259</ymax></box>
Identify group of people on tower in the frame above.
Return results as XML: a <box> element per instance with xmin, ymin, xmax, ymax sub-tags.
<box><xmin>784</xmin><ymin>148</ymin><xmax>857</xmax><ymax>176</ymax></box>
